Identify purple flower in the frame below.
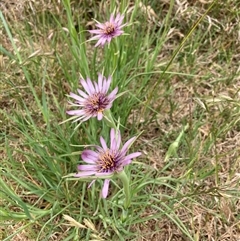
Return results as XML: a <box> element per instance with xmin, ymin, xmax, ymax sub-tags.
<box><xmin>67</xmin><ymin>74</ymin><xmax>118</xmax><ymax>123</ymax></box>
<box><xmin>75</xmin><ymin>128</ymin><xmax>141</xmax><ymax>198</ymax></box>
<box><xmin>88</xmin><ymin>13</ymin><xmax>127</xmax><ymax>47</ymax></box>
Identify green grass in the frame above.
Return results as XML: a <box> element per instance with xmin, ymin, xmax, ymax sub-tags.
<box><xmin>1</xmin><ymin>0</ymin><xmax>240</xmax><ymax>240</ymax></box>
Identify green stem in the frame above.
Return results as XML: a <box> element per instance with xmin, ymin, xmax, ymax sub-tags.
<box><xmin>116</xmin><ymin>170</ymin><xmax>131</xmax><ymax>210</ymax></box>
<box><xmin>103</xmin><ymin>109</ymin><xmax>117</xmax><ymax>130</ymax></box>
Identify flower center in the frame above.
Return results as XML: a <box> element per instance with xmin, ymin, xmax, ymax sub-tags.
<box><xmin>104</xmin><ymin>23</ymin><xmax>115</xmax><ymax>35</ymax></box>
<box><xmin>85</xmin><ymin>93</ymin><xmax>109</xmax><ymax>115</ymax></box>
<box><xmin>98</xmin><ymin>151</ymin><xmax>115</xmax><ymax>172</ymax></box>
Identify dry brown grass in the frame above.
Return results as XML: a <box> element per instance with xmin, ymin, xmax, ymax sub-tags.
<box><xmin>130</xmin><ymin>1</ymin><xmax>240</xmax><ymax>240</ymax></box>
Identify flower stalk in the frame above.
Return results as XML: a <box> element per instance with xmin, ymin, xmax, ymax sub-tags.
<box><xmin>64</xmin><ymin>9</ymin><xmax>141</xmax><ymax>223</ymax></box>
<box><xmin>103</xmin><ymin>109</ymin><xmax>117</xmax><ymax>130</ymax></box>
<box><xmin>116</xmin><ymin>170</ymin><xmax>131</xmax><ymax>210</ymax></box>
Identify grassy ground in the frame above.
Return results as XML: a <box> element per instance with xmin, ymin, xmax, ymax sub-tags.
<box><xmin>1</xmin><ymin>0</ymin><xmax>240</xmax><ymax>240</ymax></box>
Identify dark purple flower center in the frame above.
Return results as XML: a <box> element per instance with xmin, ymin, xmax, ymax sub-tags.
<box><xmin>85</xmin><ymin>93</ymin><xmax>109</xmax><ymax>115</ymax></box>
<box><xmin>98</xmin><ymin>150</ymin><xmax>116</xmax><ymax>172</ymax></box>
<box><xmin>104</xmin><ymin>23</ymin><xmax>115</xmax><ymax>35</ymax></box>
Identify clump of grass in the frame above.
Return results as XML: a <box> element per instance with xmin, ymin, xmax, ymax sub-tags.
<box><xmin>1</xmin><ymin>0</ymin><xmax>240</xmax><ymax>240</ymax></box>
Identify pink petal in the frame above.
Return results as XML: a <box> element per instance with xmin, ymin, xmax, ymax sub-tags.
<box><xmin>108</xmin><ymin>87</ymin><xmax>118</xmax><ymax>100</ymax></box>
<box><xmin>94</xmin><ymin>82</ymin><xmax>99</xmax><ymax>92</ymax></box>
<box><xmin>96</xmin><ymin>23</ymin><xmax>105</xmax><ymax>29</ymax></box>
<box><xmin>117</xmin><ymin>15</ymin><xmax>124</xmax><ymax>25</ymax></box>
<box><xmin>114</xmin><ymin>13</ymin><xmax>121</xmax><ymax>23</ymax></box>
<box><xmin>110</xmin><ymin>128</ymin><xmax>115</xmax><ymax>148</ymax></box>
<box><xmin>80</xmin><ymin>79</ymin><xmax>92</xmax><ymax>95</ymax></box>
<box><xmin>97</xmin><ymin>111</ymin><xmax>103</xmax><ymax>120</ymax></box>
<box><xmin>110</xmin><ymin>129</ymin><xmax>121</xmax><ymax>150</ymax></box>
<box><xmin>89</xmin><ymin>30</ymin><xmax>103</xmax><ymax>34</ymax></box>
<box><xmin>86</xmin><ymin>78</ymin><xmax>96</xmax><ymax>94</ymax></box>
<box><xmin>100</xmin><ymin>136</ymin><xmax>108</xmax><ymax>151</ymax></box>
<box><xmin>121</xmin><ymin>136</ymin><xmax>136</xmax><ymax>155</ymax></box>
<box><xmin>89</xmin><ymin>35</ymin><xmax>102</xmax><ymax>41</ymax></box>
<box><xmin>97</xmin><ymin>37</ymin><xmax>107</xmax><ymax>47</ymax></box>
<box><xmin>66</xmin><ymin>110</ymin><xmax>85</xmax><ymax>116</ymax></box>
<box><xmin>69</xmin><ymin>92</ymin><xmax>85</xmax><ymax>102</ymax></box>
<box><xmin>107</xmin><ymin>36</ymin><xmax>112</xmax><ymax>43</ymax></box>
<box><xmin>114</xmin><ymin>30</ymin><xmax>124</xmax><ymax>36</ymax></box>
<box><xmin>77</xmin><ymin>89</ymin><xmax>88</xmax><ymax>98</ymax></box>
<box><xmin>104</xmin><ymin>76</ymin><xmax>112</xmax><ymax>93</ymax></box>
<box><xmin>77</xmin><ymin>165</ymin><xmax>97</xmax><ymax>171</ymax></box>
<box><xmin>121</xmin><ymin>152</ymin><xmax>142</xmax><ymax>166</ymax></box>
<box><xmin>120</xmin><ymin>159</ymin><xmax>131</xmax><ymax>166</ymax></box>
<box><xmin>82</xmin><ymin>150</ymin><xmax>98</xmax><ymax>163</ymax></box>
<box><xmin>82</xmin><ymin>150</ymin><xmax>98</xmax><ymax>158</ymax></box>
<box><xmin>102</xmin><ymin>179</ymin><xmax>110</xmax><ymax>198</ymax></box>
<box><xmin>102</xmin><ymin>76</ymin><xmax>107</xmax><ymax>93</ymax></box>
<box><xmin>98</xmin><ymin>73</ymin><xmax>103</xmax><ymax>92</ymax></box>
<box><xmin>109</xmin><ymin>14</ymin><xmax>114</xmax><ymax>23</ymax></box>
<box><xmin>95</xmin><ymin>39</ymin><xmax>102</xmax><ymax>47</ymax></box>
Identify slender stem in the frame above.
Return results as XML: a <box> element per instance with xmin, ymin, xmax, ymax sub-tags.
<box><xmin>103</xmin><ymin>109</ymin><xmax>117</xmax><ymax>130</ymax></box>
<box><xmin>116</xmin><ymin>170</ymin><xmax>131</xmax><ymax>210</ymax></box>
